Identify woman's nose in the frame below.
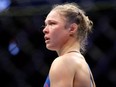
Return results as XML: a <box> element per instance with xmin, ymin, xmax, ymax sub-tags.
<box><xmin>43</xmin><ymin>26</ymin><xmax>49</xmax><ymax>34</ymax></box>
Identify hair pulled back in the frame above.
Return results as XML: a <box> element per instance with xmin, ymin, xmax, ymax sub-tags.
<box><xmin>51</xmin><ymin>2</ymin><xmax>93</xmax><ymax>53</ymax></box>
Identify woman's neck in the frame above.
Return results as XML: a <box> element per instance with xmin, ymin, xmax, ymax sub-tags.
<box><xmin>57</xmin><ymin>39</ymin><xmax>80</xmax><ymax>56</ymax></box>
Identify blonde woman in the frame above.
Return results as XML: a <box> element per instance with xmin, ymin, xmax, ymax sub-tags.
<box><xmin>43</xmin><ymin>2</ymin><xmax>96</xmax><ymax>87</ymax></box>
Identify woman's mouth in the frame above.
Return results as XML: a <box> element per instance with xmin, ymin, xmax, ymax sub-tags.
<box><xmin>44</xmin><ymin>37</ymin><xmax>50</xmax><ymax>43</ymax></box>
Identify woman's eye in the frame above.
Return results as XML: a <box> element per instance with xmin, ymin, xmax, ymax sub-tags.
<box><xmin>49</xmin><ymin>22</ymin><xmax>56</xmax><ymax>25</ymax></box>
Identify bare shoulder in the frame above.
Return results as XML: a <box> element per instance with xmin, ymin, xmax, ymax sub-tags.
<box><xmin>49</xmin><ymin>52</ymin><xmax>89</xmax><ymax>80</ymax></box>
<box><xmin>50</xmin><ymin>52</ymin><xmax>87</xmax><ymax>73</ymax></box>
<box><xmin>49</xmin><ymin>53</ymin><xmax>95</xmax><ymax>87</ymax></box>
<box><xmin>49</xmin><ymin>54</ymin><xmax>80</xmax><ymax>87</ymax></box>
<box><xmin>61</xmin><ymin>52</ymin><xmax>88</xmax><ymax>69</ymax></box>
<box><xmin>49</xmin><ymin>55</ymin><xmax>75</xmax><ymax>74</ymax></box>
<box><xmin>48</xmin><ymin>53</ymin><xmax>94</xmax><ymax>87</ymax></box>
<box><xmin>50</xmin><ymin>53</ymin><xmax>83</xmax><ymax>71</ymax></box>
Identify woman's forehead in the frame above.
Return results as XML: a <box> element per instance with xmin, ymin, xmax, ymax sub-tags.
<box><xmin>45</xmin><ymin>10</ymin><xmax>66</xmax><ymax>22</ymax></box>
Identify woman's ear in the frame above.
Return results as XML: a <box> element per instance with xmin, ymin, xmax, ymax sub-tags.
<box><xmin>69</xmin><ymin>23</ymin><xmax>78</xmax><ymax>36</ymax></box>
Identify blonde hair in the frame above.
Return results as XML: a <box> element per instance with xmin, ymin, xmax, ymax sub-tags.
<box><xmin>51</xmin><ymin>2</ymin><xmax>93</xmax><ymax>53</ymax></box>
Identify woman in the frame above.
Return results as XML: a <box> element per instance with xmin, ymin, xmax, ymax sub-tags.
<box><xmin>43</xmin><ymin>2</ymin><xmax>96</xmax><ymax>87</ymax></box>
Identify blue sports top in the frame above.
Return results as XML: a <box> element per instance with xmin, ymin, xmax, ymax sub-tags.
<box><xmin>43</xmin><ymin>76</ymin><xmax>50</xmax><ymax>87</ymax></box>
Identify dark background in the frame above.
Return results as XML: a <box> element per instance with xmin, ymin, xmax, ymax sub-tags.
<box><xmin>0</xmin><ymin>0</ymin><xmax>116</xmax><ymax>87</ymax></box>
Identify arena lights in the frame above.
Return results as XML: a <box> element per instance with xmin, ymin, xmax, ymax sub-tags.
<box><xmin>0</xmin><ymin>0</ymin><xmax>11</xmax><ymax>13</ymax></box>
<box><xmin>8</xmin><ymin>41</ymin><xmax>20</xmax><ymax>56</ymax></box>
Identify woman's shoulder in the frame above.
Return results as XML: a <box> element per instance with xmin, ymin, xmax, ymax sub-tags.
<box><xmin>50</xmin><ymin>52</ymin><xmax>87</xmax><ymax>71</ymax></box>
<box><xmin>49</xmin><ymin>54</ymin><xmax>77</xmax><ymax>79</ymax></box>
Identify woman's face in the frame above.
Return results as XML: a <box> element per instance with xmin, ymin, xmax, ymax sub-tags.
<box><xmin>43</xmin><ymin>10</ymin><xmax>70</xmax><ymax>51</ymax></box>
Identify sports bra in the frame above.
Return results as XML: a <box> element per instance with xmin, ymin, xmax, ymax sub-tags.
<box><xmin>43</xmin><ymin>76</ymin><xmax>50</xmax><ymax>87</ymax></box>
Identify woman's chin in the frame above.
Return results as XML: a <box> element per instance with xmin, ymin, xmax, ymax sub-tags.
<box><xmin>46</xmin><ymin>45</ymin><xmax>56</xmax><ymax>51</ymax></box>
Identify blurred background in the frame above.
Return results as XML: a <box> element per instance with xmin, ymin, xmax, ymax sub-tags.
<box><xmin>0</xmin><ymin>0</ymin><xmax>116</xmax><ymax>87</ymax></box>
